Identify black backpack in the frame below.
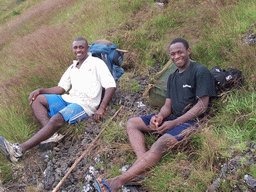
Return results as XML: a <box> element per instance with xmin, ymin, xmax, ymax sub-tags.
<box><xmin>210</xmin><ymin>66</ymin><xmax>244</xmax><ymax>93</ymax></box>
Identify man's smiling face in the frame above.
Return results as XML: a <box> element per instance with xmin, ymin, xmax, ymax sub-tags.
<box><xmin>72</xmin><ymin>40</ymin><xmax>89</xmax><ymax>62</ymax></box>
<box><xmin>169</xmin><ymin>42</ymin><xmax>191</xmax><ymax>73</ymax></box>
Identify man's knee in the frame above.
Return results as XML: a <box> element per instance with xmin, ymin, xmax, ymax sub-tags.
<box><xmin>150</xmin><ymin>134</ymin><xmax>177</xmax><ymax>155</ymax></box>
<box><xmin>126</xmin><ymin>117</ymin><xmax>144</xmax><ymax>132</ymax></box>
<box><xmin>49</xmin><ymin>113</ymin><xmax>65</xmax><ymax>127</ymax></box>
<box><xmin>32</xmin><ymin>94</ymin><xmax>48</xmax><ymax>108</ymax></box>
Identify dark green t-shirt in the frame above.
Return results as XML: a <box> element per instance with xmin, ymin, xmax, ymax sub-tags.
<box><xmin>167</xmin><ymin>61</ymin><xmax>216</xmax><ymax>120</ymax></box>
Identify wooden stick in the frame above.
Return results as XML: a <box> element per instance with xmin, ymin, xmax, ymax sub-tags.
<box><xmin>52</xmin><ymin>105</ymin><xmax>124</xmax><ymax>192</ymax></box>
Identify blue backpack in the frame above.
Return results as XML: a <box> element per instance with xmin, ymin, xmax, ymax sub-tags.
<box><xmin>88</xmin><ymin>40</ymin><xmax>126</xmax><ymax>82</ymax></box>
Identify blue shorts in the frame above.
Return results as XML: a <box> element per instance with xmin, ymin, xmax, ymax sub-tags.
<box><xmin>44</xmin><ymin>94</ymin><xmax>89</xmax><ymax>124</ymax></box>
<box><xmin>141</xmin><ymin>113</ymin><xmax>196</xmax><ymax>141</ymax></box>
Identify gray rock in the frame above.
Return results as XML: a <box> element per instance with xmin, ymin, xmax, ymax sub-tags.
<box><xmin>82</xmin><ymin>182</ymin><xmax>95</xmax><ymax>192</ymax></box>
<box><xmin>244</xmin><ymin>174</ymin><xmax>256</xmax><ymax>189</ymax></box>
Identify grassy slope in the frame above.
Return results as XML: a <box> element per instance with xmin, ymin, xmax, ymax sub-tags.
<box><xmin>0</xmin><ymin>0</ymin><xmax>256</xmax><ymax>190</ymax></box>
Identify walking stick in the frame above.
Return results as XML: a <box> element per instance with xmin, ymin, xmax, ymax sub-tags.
<box><xmin>52</xmin><ymin>105</ymin><xmax>124</xmax><ymax>192</ymax></box>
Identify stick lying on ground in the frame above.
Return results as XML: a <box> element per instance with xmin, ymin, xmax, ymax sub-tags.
<box><xmin>52</xmin><ymin>105</ymin><xmax>125</xmax><ymax>192</ymax></box>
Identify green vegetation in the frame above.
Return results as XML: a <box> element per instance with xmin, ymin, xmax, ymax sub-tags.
<box><xmin>0</xmin><ymin>0</ymin><xmax>256</xmax><ymax>191</ymax></box>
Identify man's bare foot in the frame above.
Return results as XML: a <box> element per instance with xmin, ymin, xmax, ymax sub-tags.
<box><xmin>95</xmin><ymin>177</ymin><xmax>122</xmax><ymax>192</ymax></box>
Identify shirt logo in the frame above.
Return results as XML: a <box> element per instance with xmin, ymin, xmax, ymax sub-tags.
<box><xmin>183</xmin><ymin>84</ymin><xmax>192</xmax><ymax>88</ymax></box>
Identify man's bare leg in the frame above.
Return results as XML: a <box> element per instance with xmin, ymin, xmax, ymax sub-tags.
<box><xmin>20</xmin><ymin>113</ymin><xmax>65</xmax><ymax>152</ymax></box>
<box><xmin>126</xmin><ymin>117</ymin><xmax>151</xmax><ymax>158</ymax></box>
<box><xmin>31</xmin><ymin>94</ymin><xmax>50</xmax><ymax>126</ymax></box>
<box><xmin>97</xmin><ymin>134</ymin><xmax>178</xmax><ymax>192</ymax></box>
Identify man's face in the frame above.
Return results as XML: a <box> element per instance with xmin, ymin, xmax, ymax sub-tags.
<box><xmin>169</xmin><ymin>42</ymin><xmax>191</xmax><ymax>71</ymax></box>
<box><xmin>72</xmin><ymin>40</ymin><xmax>89</xmax><ymax>61</ymax></box>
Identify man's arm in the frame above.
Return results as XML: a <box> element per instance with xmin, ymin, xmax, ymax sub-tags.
<box><xmin>158</xmin><ymin>98</ymin><xmax>173</xmax><ymax>118</ymax></box>
<box><xmin>156</xmin><ymin>95</ymin><xmax>209</xmax><ymax>134</ymax></box>
<box><xmin>29</xmin><ymin>86</ymin><xmax>65</xmax><ymax>105</ymax></box>
<box><xmin>150</xmin><ymin>98</ymin><xmax>172</xmax><ymax>128</ymax></box>
<box><xmin>94</xmin><ymin>87</ymin><xmax>115</xmax><ymax>121</ymax></box>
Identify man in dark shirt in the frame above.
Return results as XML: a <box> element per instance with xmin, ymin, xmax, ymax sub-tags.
<box><xmin>95</xmin><ymin>38</ymin><xmax>216</xmax><ymax>192</ymax></box>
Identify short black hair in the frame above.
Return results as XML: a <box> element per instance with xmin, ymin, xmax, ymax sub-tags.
<box><xmin>169</xmin><ymin>38</ymin><xmax>189</xmax><ymax>50</ymax></box>
<box><xmin>73</xmin><ymin>37</ymin><xmax>88</xmax><ymax>46</ymax></box>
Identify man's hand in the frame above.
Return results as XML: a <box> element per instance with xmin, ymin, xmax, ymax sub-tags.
<box><xmin>94</xmin><ymin>107</ymin><xmax>106</xmax><ymax>121</ymax></box>
<box><xmin>149</xmin><ymin>114</ymin><xmax>164</xmax><ymax>130</ymax></box>
<box><xmin>28</xmin><ymin>87</ymin><xmax>65</xmax><ymax>105</ymax></box>
<box><xmin>28</xmin><ymin>89</ymin><xmax>41</xmax><ymax>105</ymax></box>
<box><xmin>156</xmin><ymin>120</ymin><xmax>177</xmax><ymax>134</ymax></box>
<box><xmin>94</xmin><ymin>87</ymin><xmax>115</xmax><ymax>121</ymax></box>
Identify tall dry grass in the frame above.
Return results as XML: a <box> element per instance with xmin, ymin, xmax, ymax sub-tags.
<box><xmin>0</xmin><ymin>24</ymin><xmax>75</xmax><ymax>143</ymax></box>
<box><xmin>0</xmin><ymin>0</ymin><xmax>78</xmax><ymax>50</ymax></box>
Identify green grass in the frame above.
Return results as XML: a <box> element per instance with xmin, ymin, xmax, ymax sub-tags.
<box><xmin>118</xmin><ymin>72</ymin><xmax>142</xmax><ymax>92</ymax></box>
<box><xmin>0</xmin><ymin>0</ymin><xmax>256</xmax><ymax>190</ymax></box>
<box><xmin>213</xmin><ymin>90</ymin><xmax>256</xmax><ymax>146</ymax></box>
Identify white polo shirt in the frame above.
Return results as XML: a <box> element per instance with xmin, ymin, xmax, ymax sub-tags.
<box><xmin>58</xmin><ymin>54</ymin><xmax>116</xmax><ymax>116</ymax></box>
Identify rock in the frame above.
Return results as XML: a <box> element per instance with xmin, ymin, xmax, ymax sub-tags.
<box><xmin>82</xmin><ymin>182</ymin><xmax>95</xmax><ymax>192</ymax></box>
<box><xmin>207</xmin><ymin>178</ymin><xmax>220</xmax><ymax>192</ymax></box>
<box><xmin>241</xmin><ymin>24</ymin><xmax>256</xmax><ymax>46</ymax></box>
<box><xmin>120</xmin><ymin>164</ymin><xmax>131</xmax><ymax>173</ymax></box>
<box><xmin>244</xmin><ymin>174</ymin><xmax>256</xmax><ymax>190</ymax></box>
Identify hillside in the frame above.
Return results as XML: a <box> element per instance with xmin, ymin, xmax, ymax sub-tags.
<box><xmin>0</xmin><ymin>0</ymin><xmax>256</xmax><ymax>191</ymax></box>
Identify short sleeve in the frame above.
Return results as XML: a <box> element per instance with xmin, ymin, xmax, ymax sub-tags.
<box><xmin>58</xmin><ymin>65</ymin><xmax>73</xmax><ymax>91</ymax></box>
<box><xmin>166</xmin><ymin>73</ymin><xmax>173</xmax><ymax>98</ymax></box>
<box><xmin>95</xmin><ymin>59</ymin><xmax>116</xmax><ymax>89</ymax></box>
<box><xmin>195</xmin><ymin>66</ymin><xmax>216</xmax><ymax>98</ymax></box>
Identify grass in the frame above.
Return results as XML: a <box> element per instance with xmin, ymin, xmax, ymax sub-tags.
<box><xmin>0</xmin><ymin>0</ymin><xmax>44</xmax><ymax>25</ymax></box>
<box><xmin>0</xmin><ymin>0</ymin><xmax>256</xmax><ymax>191</ymax></box>
<box><xmin>213</xmin><ymin>89</ymin><xmax>256</xmax><ymax>145</ymax></box>
<box><xmin>119</xmin><ymin>74</ymin><xmax>142</xmax><ymax>92</ymax></box>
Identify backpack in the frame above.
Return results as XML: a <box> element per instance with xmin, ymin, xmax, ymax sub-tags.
<box><xmin>88</xmin><ymin>39</ymin><xmax>127</xmax><ymax>81</ymax></box>
<box><xmin>210</xmin><ymin>66</ymin><xmax>244</xmax><ymax>93</ymax></box>
<box><xmin>143</xmin><ymin>59</ymin><xmax>178</xmax><ymax>108</ymax></box>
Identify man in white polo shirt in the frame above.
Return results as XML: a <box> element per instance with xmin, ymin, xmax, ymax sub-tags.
<box><xmin>0</xmin><ymin>37</ymin><xmax>116</xmax><ymax>162</ymax></box>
